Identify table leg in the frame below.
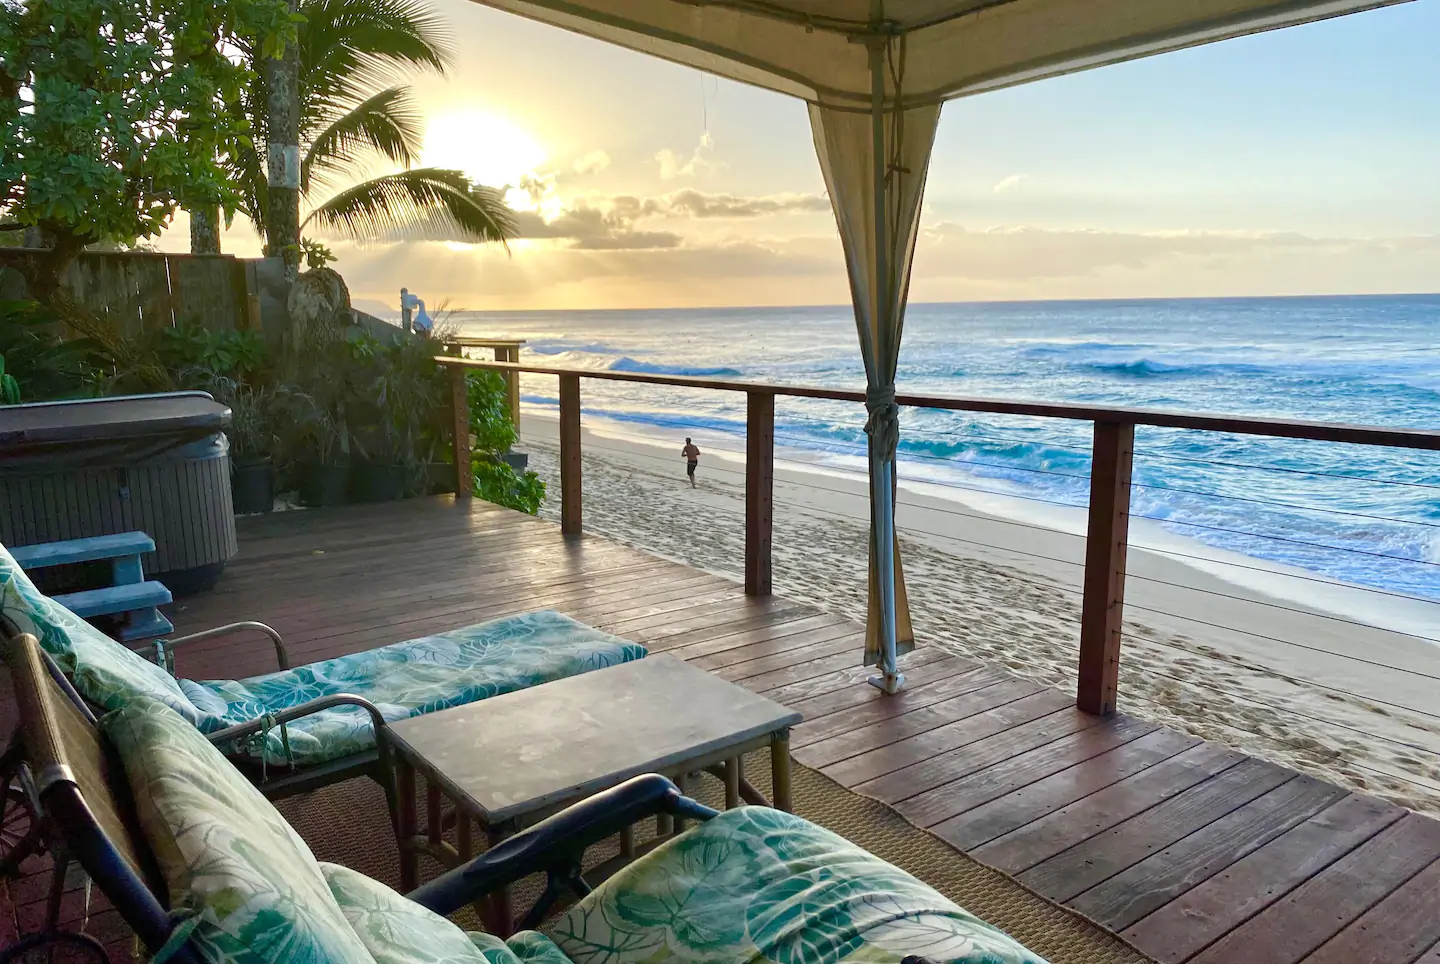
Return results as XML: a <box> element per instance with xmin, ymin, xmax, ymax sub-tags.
<box><xmin>619</xmin><ymin>824</ymin><xmax>635</xmax><ymax>859</ymax></box>
<box><xmin>396</xmin><ymin>759</ymin><xmax>419</xmax><ymax>892</ymax></box>
<box><xmin>771</xmin><ymin>730</ymin><xmax>793</xmax><ymax>812</ymax></box>
<box><xmin>486</xmin><ymin>824</ymin><xmax>515</xmax><ymax>938</ymax></box>
<box><xmin>457</xmin><ymin>814</ymin><xmax>472</xmax><ymax>861</ymax></box>
<box><xmin>675</xmin><ymin>772</ymin><xmax>691</xmax><ymax>834</ymax></box>
<box><xmin>426</xmin><ymin>782</ymin><xmax>443</xmax><ymax>849</ymax></box>
<box><xmin>656</xmin><ymin>811</ymin><xmax>673</xmax><ymax>838</ymax></box>
<box><xmin>724</xmin><ymin>757</ymin><xmax>741</xmax><ymax>809</ymax></box>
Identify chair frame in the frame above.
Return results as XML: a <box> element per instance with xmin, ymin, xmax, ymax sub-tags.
<box><xmin>2</xmin><ymin>629</ymin><xmax>718</xmax><ymax>960</ymax></box>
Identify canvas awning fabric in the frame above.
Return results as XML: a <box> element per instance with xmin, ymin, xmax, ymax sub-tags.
<box><xmin>470</xmin><ymin>0</ymin><xmax>1407</xmax><ymax>689</ymax></box>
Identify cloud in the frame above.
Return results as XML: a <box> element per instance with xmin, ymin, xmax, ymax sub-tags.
<box><xmin>573</xmin><ymin>150</ymin><xmax>611</xmax><ymax>176</ymax></box>
<box><xmin>656</xmin><ymin>132</ymin><xmax>718</xmax><ymax>180</ymax></box>
<box><xmin>323</xmin><ymin>218</ymin><xmax>1440</xmax><ymax>311</ymax></box>
<box><xmin>513</xmin><ymin>204</ymin><xmax>681</xmax><ymax>250</ymax></box>
<box><xmin>658</xmin><ymin>189</ymin><xmax>831</xmax><ymax>218</ymax></box>
<box><xmin>510</xmin><ymin>189</ymin><xmax>832</xmax><ymax>250</ymax></box>
<box><xmin>992</xmin><ymin>174</ymin><xmax>1027</xmax><ymax>194</ymax></box>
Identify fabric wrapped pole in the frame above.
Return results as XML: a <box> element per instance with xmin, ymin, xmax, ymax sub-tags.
<box><xmin>809</xmin><ymin>56</ymin><xmax>941</xmax><ymax>680</ymax></box>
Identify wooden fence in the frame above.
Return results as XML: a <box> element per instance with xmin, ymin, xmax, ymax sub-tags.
<box><xmin>1</xmin><ymin>250</ymin><xmax>254</xmax><ymax>335</ymax></box>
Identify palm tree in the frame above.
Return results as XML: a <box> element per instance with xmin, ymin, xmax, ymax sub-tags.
<box><xmin>205</xmin><ymin>0</ymin><xmax>515</xmax><ymax>253</ymax></box>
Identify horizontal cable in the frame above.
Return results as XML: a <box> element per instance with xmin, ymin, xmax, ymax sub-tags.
<box><xmin>776</xmin><ymin>424</ymin><xmax>1440</xmax><ymax>532</ymax></box>
<box><xmin>1128</xmin><ymin>541</ymin><xmax>1440</xmax><ymax>607</ymax></box>
<box><xmin>1123</xmin><ymin>621</ymin><xmax>1440</xmax><ymax>720</ymax></box>
<box><xmin>1124</xmin><ymin>572</ymin><xmax>1440</xmax><ymax>651</ymax></box>
<box><xmin>1136</xmin><ymin>448</ymin><xmax>1440</xmax><ymax>492</ymax></box>
<box><xmin>1119</xmin><ymin>681</ymin><xmax>1440</xmax><ymax>764</ymax></box>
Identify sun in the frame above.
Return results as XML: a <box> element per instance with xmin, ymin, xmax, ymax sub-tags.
<box><xmin>422</xmin><ymin>110</ymin><xmax>547</xmax><ymax>195</ymax></box>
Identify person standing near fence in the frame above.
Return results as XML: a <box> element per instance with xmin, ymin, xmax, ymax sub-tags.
<box><xmin>682</xmin><ymin>437</ymin><xmax>701</xmax><ymax>488</ymax></box>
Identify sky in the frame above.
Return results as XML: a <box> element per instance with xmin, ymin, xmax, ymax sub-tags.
<box><xmin>169</xmin><ymin>0</ymin><xmax>1440</xmax><ymax>311</ymax></box>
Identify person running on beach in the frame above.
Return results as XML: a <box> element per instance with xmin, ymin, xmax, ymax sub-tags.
<box><xmin>682</xmin><ymin>437</ymin><xmax>701</xmax><ymax>488</ymax></box>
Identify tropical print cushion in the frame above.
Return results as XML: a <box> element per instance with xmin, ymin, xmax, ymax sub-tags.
<box><xmin>103</xmin><ymin>697</ymin><xmax>374</xmax><ymax>964</ymax></box>
<box><xmin>547</xmin><ymin>807</ymin><xmax>1048</xmax><ymax>964</ymax></box>
<box><xmin>183</xmin><ymin>610</ymin><xmax>646</xmax><ymax>766</ymax></box>
<box><xmin>0</xmin><ymin>542</ymin><xmax>199</xmax><ymax>723</ymax></box>
<box><xmin>322</xmin><ymin>863</ymin><xmax>572</xmax><ymax>964</ymax></box>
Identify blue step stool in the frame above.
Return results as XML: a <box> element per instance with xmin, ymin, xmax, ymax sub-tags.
<box><xmin>11</xmin><ymin>532</ymin><xmax>174</xmax><ymax>640</ymax></box>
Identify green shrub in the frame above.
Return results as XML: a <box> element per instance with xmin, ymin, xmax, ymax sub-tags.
<box><xmin>0</xmin><ymin>300</ymin><xmax>103</xmax><ymax>400</ymax></box>
<box><xmin>465</xmin><ymin>369</ymin><xmax>545</xmax><ymax>514</ymax></box>
<box><xmin>473</xmin><ymin>458</ymin><xmax>546</xmax><ymax>516</ymax></box>
<box><xmin>466</xmin><ymin>370</ymin><xmax>517</xmax><ymax>454</ymax></box>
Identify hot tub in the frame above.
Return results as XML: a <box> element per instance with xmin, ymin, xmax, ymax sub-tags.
<box><xmin>0</xmin><ymin>392</ymin><xmax>238</xmax><ymax>594</ymax></box>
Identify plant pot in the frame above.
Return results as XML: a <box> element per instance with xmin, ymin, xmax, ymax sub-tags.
<box><xmin>297</xmin><ymin>462</ymin><xmax>351</xmax><ymax>507</ymax></box>
<box><xmin>350</xmin><ymin>462</ymin><xmax>409</xmax><ymax>503</ymax></box>
<box><xmin>231</xmin><ymin>458</ymin><xmax>274</xmax><ymax>515</ymax></box>
<box><xmin>427</xmin><ymin>462</ymin><xmax>457</xmax><ymax>495</ymax></box>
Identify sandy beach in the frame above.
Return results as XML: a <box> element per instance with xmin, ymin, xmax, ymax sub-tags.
<box><xmin>518</xmin><ymin>410</ymin><xmax>1440</xmax><ymax>817</ymax></box>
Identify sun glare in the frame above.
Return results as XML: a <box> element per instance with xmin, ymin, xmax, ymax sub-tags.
<box><xmin>422</xmin><ymin>111</ymin><xmax>547</xmax><ymax>194</ymax></box>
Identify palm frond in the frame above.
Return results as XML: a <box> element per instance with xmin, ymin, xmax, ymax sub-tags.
<box><xmin>303</xmin><ymin>168</ymin><xmax>516</xmax><ymax>245</ymax></box>
<box><xmin>302</xmin><ymin>86</ymin><xmax>422</xmax><ymax>193</ymax></box>
<box><xmin>300</xmin><ymin>0</ymin><xmax>451</xmax><ymax>128</ymax></box>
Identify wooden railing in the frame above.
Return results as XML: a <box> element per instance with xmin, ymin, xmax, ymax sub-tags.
<box><xmin>436</xmin><ymin>356</ymin><xmax>1440</xmax><ymax>716</ymax></box>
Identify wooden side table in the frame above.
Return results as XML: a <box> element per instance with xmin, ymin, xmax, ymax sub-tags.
<box><xmin>385</xmin><ymin>654</ymin><xmax>802</xmax><ymax>934</ymax></box>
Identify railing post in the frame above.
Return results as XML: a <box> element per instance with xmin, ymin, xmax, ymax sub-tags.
<box><xmin>450</xmin><ymin>365</ymin><xmax>473</xmax><ymax>500</ymax></box>
<box><xmin>559</xmin><ymin>374</ymin><xmax>582</xmax><ymax>536</ymax></box>
<box><xmin>496</xmin><ymin>345</ymin><xmax>522</xmax><ymax>440</ymax></box>
<box><xmin>1078</xmin><ymin>420</ymin><xmax>1134</xmax><ymax>715</ymax></box>
<box><xmin>745</xmin><ymin>391</ymin><xmax>775</xmax><ymax>596</ymax></box>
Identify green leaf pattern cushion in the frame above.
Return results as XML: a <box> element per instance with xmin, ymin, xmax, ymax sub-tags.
<box><xmin>0</xmin><ymin>542</ymin><xmax>199</xmax><ymax>722</ymax></box>
<box><xmin>182</xmin><ymin>611</ymin><xmax>647</xmax><ymax>766</ymax></box>
<box><xmin>548</xmin><ymin>807</ymin><xmax>1048</xmax><ymax>964</ymax></box>
<box><xmin>323</xmin><ymin>862</ymin><xmax>576</xmax><ymax>964</ymax></box>
<box><xmin>103</xmin><ymin>697</ymin><xmax>376</xmax><ymax>964</ymax></box>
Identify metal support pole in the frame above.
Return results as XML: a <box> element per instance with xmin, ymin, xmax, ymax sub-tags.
<box><xmin>866</xmin><ymin>28</ymin><xmax>903</xmax><ymax>695</ymax></box>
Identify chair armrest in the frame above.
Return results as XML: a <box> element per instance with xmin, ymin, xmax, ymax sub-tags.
<box><xmin>152</xmin><ymin>622</ymin><xmax>289</xmax><ymax>673</ymax></box>
<box><xmin>407</xmin><ymin>773</ymin><xmax>718</xmax><ymax>920</ymax></box>
<box><xmin>205</xmin><ymin>693</ymin><xmax>388</xmax><ymax>749</ymax></box>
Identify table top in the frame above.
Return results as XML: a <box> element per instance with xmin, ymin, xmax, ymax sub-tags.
<box><xmin>386</xmin><ymin>653</ymin><xmax>801</xmax><ymax>823</ymax></box>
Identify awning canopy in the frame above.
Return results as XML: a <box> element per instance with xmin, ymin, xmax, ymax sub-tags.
<box><xmin>469</xmin><ymin>0</ymin><xmax>1408</xmax><ymax>694</ymax></box>
<box><xmin>472</xmin><ymin>0</ymin><xmax>1403</xmax><ymax>109</ymax></box>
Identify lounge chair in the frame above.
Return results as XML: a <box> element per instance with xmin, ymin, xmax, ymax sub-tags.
<box><xmin>1</xmin><ymin>629</ymin><xmax>1047</xmax><ymax>964</ymax></box>
<box><xmin>0</xmin><ymin>540</ymin><xmax>645</xmax><ymax>820</ymax></box>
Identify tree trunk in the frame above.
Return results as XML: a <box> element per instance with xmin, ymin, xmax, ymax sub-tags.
<box><xmin>264</xmin><ymin>1</ymin><xmax>302</xmax><ymax>277</ymax></box>
<box><xmin>190</xmin><ymin>206</ymin><xmax>222</xmax><ymax>254</ymax></box>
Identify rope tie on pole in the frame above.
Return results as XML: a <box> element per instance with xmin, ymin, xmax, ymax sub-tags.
<box><xmin>865</xmin><ymin>383</ymin><xmax>900</xmax><ymax>460</ymax></box>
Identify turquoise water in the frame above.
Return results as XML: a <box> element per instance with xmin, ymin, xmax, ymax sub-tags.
<box><xmin>459</xmin><ymin>294</ymin><xmax>1440</xmax><ymax>601</ymax></box>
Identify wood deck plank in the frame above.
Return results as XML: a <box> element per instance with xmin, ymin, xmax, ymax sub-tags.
<box><xmin>856</xmin><ymin>706</ymin><xmax>1104</xmax><ymax>805</ymax></box>
<box><xmin>1019</xmin><ymin>758</ymin><xmax>1296</xmax><ymax>901</ymax></box>
<box><xmin>1070</xmin><ymin>774</ymin><xmax>1349</xmax><ymax>931</ymax></box>
<box><xmin>1298</xmin><ymin>856</ymin><xmax>1440</xmax><ymax>964</ymax></box>
<box><xmin>791</xmin><ymin>665</ymin><xmax>1002</xmax><ymax>750</ymax></box>
<box><xmin>786</xmin><ymin>657</ymin><xmax>988</xmax><ymax>745</ymax></box>
<box><xmin>828</xmin><ymin>688</ymin><xmax>1071</xmax><ymax>789</ymax></box>
<box><xmin>1122</xmin><ymin>792</ymin><xmax>1408</xmax><ymax>964</ymax></box>
<box><xmin>1187</xmin><ymin>814</ymin><xmax>1440</xmax><ymax>964</ymax></box>
<box><xmin>802</xmin><ymin>677</ymin><xmax>1046</xmax><ymax>775</ymax></box>
<box><xmin>932</xmin><ymin>727</ymin><xmax>1202</xmax><ymax>852</ymax></box>
<box><xmin>895</xmin><ymin>714</ymin><xmax>1161</xmax><ymax>827</ymax></box>
<box><xmin>972</xmin><ymin>743</ymin><xmax>1244</xmax><ymax>875</ymax></box>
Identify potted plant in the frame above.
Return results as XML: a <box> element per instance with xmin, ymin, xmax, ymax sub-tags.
<box><xmin>226</xmin><ymin>384</ymin><xmax>278</xmax><ymax>514</ymax></box>
<box><xmin>350</xmin><ymin>338</ymin><xmax>440</xmax><ymax>502</ymax></box>
<box><xmin>284</xmin><ymin>389</ymin><xmax>350</xmax><ymax>507</ymax></box>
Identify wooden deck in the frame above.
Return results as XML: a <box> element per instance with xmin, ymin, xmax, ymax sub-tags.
<box><xmin>6</xmin><ymin>496</ymin><xmax>1440</xmax><ymax>963</ymax></box>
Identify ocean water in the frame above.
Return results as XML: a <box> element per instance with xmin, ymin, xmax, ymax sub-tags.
<box><xmin>458</xmin><ymin>294</ymin><xmax>1440</xmax><ymax>605</ymax></box>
